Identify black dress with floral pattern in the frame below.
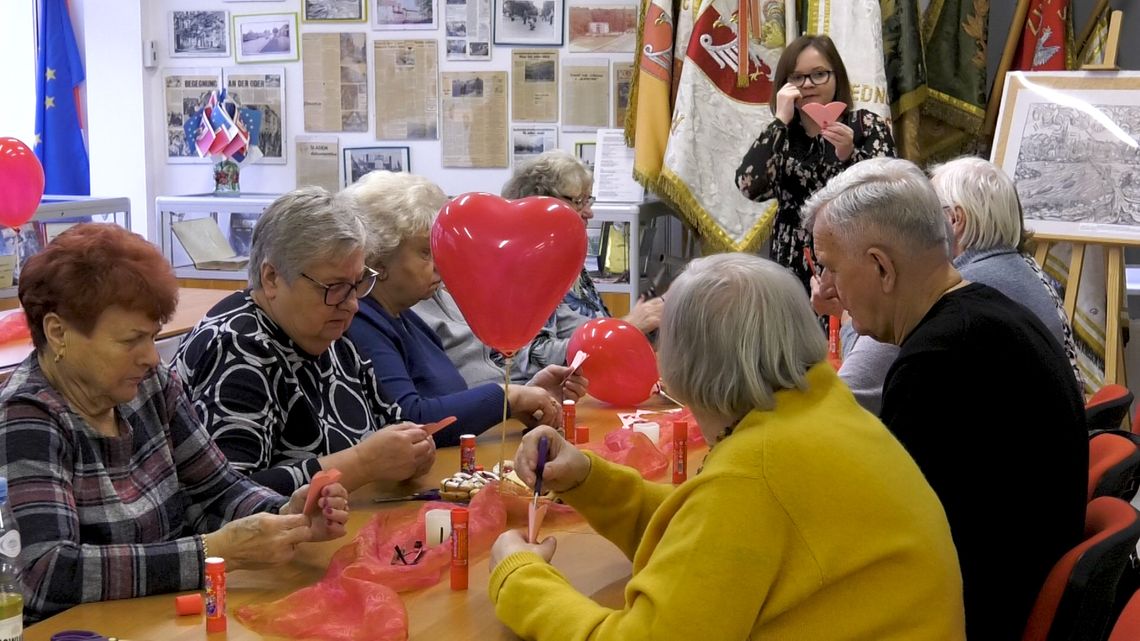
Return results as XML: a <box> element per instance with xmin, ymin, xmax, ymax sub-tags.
<box><xmin>735</xmin><ymin>109</ymin><xmax>896</xmax><ymax>290</ymax></box>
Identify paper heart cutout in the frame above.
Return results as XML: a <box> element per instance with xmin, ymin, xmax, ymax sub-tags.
<box><xmin>431</xmin><ymin>193</ymin><xmax>587</xmax><ymax>354</ymax></box>
<box><xmin>528</xmin><ymin>502</ymin><xmax>549</xmax><ymax>544</ymax></box>
<box><xmin>800</xmin><ymin>102</ymin><xmax>847</xmax><ymax>127</ymax></box>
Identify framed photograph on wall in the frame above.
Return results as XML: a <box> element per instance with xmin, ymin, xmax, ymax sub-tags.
<box><xmin>567</xmin><ymin>0</ymin><xmax>636</xmax><ymax>53</ymax></box>
<box><xmin>233</xmin><ymin>13</ymin><xmax>300</xmax><ymax>63</ymax></box>
<box><xmin>303</xmin><ymin>0</ymin><xmax>367</xmax><ymax>22</ymax></box>
<box><xmin>343</xmin><ymin>146</ymin><xmax>411</xmax><ymax>187</ymax></box>
<box><xmin>493</xmin><ymin>0</ymin><xmax>564</xmax><ymax>46</ymax></box>
<box><xmin>574</xmin><ymin>140</ymin><xmax>596</xmax><ymax>172</ymax></box>
<box><xmin>169</xmin><ymin>11</ymin><xmax>230</xmax><ymax>58</ymax></box>
<box><xmin>373</xmin><ymin>0</ymin><xmax>438</xmax><ymax>30</ymax></box>
<box><xmin>991</xmin><ymin>71</ymin><xmax>1140</xmax><ymax>242</ymax></box>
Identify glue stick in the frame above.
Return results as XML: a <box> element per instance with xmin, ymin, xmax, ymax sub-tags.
<box><xmin>204</xmin><ymin>557</ymin><xmax>227</xmax><ymax>633</ymax></box>
<box><xmin>450</xmin><ymin>507</ymin><xmax>469</xmax><ymax>590</ymax></box>
<box><xmin>672</xmin><ymin>420</ymin><xmax>688</xmax><ymax>484</ymax></box>
<box><xmin>562</xmin><ymin>400</ymin><xmax>576</xmax><ymax>444</ymax></box>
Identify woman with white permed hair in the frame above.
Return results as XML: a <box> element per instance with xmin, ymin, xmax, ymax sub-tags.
<box><xmin>343</xmin><ymin>170</ymin><xmax>587</xmax><ymax>447</ymax></box>
<box><xmin>487</xmin><ymin>252</ymin><xmax>966</xmax><ymax>640</ymax></box>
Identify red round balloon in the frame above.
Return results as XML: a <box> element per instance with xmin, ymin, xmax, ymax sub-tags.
<box><xmin>0</xmin><ymin>138</ymin><xmax>45</xmax><ymax>228</ymax></box>
<box><xmin>567</xmin><ymin>318</ymin><xmax>658</xmax><ymax>406</ymax></box>
<box><xmin>431</xmin><ymin>193</ymin><xmax>587</xmax><ymax>355</ymax></box>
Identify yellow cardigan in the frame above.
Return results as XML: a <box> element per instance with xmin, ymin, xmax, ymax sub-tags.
<box><xmin>489</xmin><ymin>364</ymin><xmax>966</xmax><ymax>640</ymax></box>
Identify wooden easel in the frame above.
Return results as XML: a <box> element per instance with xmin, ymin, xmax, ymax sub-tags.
<box><xmin>1031</xmin><ymin>8</ymin><xmax>1128</xmax><ymax>392</ymax></box>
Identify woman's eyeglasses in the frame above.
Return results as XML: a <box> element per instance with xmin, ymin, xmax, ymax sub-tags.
<box><xmin>301</xmin><ymin>267</ymin><xmax>379</xmax><ymax>306</ymax></box>
<box><xmin>555</xmin><ymin>193</ymin><xmax>596</xmax><ymax>211</ymax></box>
<box><xmin>788</xmin><ymin>70</ymin><xmax>833</xmax><ymax>88</ymax></box>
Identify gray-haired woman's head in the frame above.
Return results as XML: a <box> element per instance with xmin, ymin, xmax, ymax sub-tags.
<box><xmin>342</xmin><ymin>170</ymin><xmax>449</xmax><ymax>266</ymax></box>
<box><xmin>929</xmin><ymin>156</ymin><xmax>1027</xmax><ymax>254</ymax></box>
<box><xmin>658</xmin><ymin>253</ymin><xmax>827</xmax><ymax>422</ymax></box>
<box><xmin>248</xmin><ymin>186</ymin><xmax>367</xmax><ymax>288</ymax></box>
<box><xmin>501</xmin><ymin>150</ymin><xmax>591</xmax><ymax>201</ymax></box>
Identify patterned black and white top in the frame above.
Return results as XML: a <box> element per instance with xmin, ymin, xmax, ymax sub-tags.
<box><xmin>174</xmin><ymin>291</ymin><xmax>401</xmax><ymax>495</ymax></box>
<box><xmin>736</xmin><ymin>109</ymin><xmax>896</xmax><ymax>289</ymax></box>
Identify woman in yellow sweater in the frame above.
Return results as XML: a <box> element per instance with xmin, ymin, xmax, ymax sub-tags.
<box><xmin>488</xmin><ymin>253</ymin><xmax>967</xmax><ymax>640</ymax></box>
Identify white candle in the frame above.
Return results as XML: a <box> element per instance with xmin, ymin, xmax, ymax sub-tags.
<box><xmin>425</xmin><ymin>509</ymin><xmax>453</xmax><ymax>548</ymax></box>
<box><xmin>633</xmin><ymin>422</ymin><xmax>660</xmax><ymax>445</ymax></box>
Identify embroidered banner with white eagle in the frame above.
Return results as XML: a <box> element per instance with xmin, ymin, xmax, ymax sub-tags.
<box><xmin>653</xmin><ymin>0</ymin><xmax>791</xmax><ymax>252</ymax></box>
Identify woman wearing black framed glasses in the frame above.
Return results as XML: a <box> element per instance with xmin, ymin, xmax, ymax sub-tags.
<box><xmin>736</xmin><ymin>34</ymin><xmax>896</xmax><ymax>292</ymax></box>
<box><xmin>175</xmin><ymin>186</ymin><xmax>436</xmax><ymax>496</ymax></box>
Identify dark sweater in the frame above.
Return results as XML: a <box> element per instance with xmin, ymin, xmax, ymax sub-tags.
<box><xmin>346</xmin><ymin>297</ymin><xmax>505</xmax><ymax>446</ymax></box>
<box><xmin>880</xmin><ymin>283</ymin><xmax>1087</xmax><ymax>640</ymax></box>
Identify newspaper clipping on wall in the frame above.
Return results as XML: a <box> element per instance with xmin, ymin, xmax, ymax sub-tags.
<box><xmin>511</xmin><ymin>124</ymin><xmax>558</xmax><ymax>168</ymax></box>
<box><xmin>561</xmin><ymin>58</ymin><xmax>608</xmax><ymax>131</ymax></box>
<box><xmin>302</xmin><ymin>33</ymin><xmax>369</xmax><ymax>132</ymax></box>
<box><xmin>374</xmin><ymin>40</ymin><xmax>440</xmax><ymax>140</ymax></box>
<box><xmin>511</xmin><ymin>50</ymin><xmax>559</xmax><ymax>122</ymax></box>
<box><xmin>441</xmin><ymin>71</ymin><xmax>508</xmax><ymax>167</ymax></box>
<box><xmin>296</xmin><ymin>136</ymin><xmax>341</xmax><ymax>193</ymax></box>
<box><xmin>224</xmin><ymin>69</ymin><xmax>287</xmax><ymax>163</ymax></box>
<box><xmin>612</xmin><ymin>61</ymin><xmax>633</xmax><ymax>128</ymax></box>
<box><xmin>445</xmin><ymin>0</ymin><xmax>492</xmax><ymax>60</ymax></box>
<box><xmin>164</xmin><ymin>70</ymin><xmax>221</xmax><ymax>163</ymax></box>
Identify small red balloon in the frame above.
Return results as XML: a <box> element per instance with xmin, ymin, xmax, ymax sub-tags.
<box><xmin>431</xmin><ymin>193</ymin><xmax>587</xmax><ymax>355</ymax></box>
<box><xmin>0</xmin><ymin>137</ymin><xmax>45</xmax><ymax>229</ymax></box>
<box><xmin>568</xmin><ymin>318</ymin><xmax>658</xmax><ymax>406</ymax></box>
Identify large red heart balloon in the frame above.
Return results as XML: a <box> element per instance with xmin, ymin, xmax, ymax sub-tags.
<box><xmin>0</xmin><ymin>138</ymin><xmax>45</xmax><ymax>228</ymax></box>
<box><xmin>567</xmin><ymin>318</ymin><xmax>658</xmax><ymax>406</ymax></box>
<box><xmin>431</xmin><ymin>193</ymin><xmax>586</xmax><ymax>355</ymax></box>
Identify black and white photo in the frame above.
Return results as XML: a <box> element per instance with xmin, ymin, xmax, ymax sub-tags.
<box><xmin>511</xmin><ymin>125</ymin><xmax>557</xmax><ymax>168</ymax></box>
<box><xmin>343</xmin><ymin>147</ymin><xmax>411</xmax><ymax>186</ymax></box>
<box><xmin>523</xmin><ymin>59</ymin><xmax>556</xmax><ymax>82</ymax></box>
<box><xmin>468</xmin><ymin>41</ymin><xmax>489</xmax><ymax>56</ymax></box>
<box><xmin>451</xmin><ymin>77</ymin><xmax>484</xmax><ymax>98</ymax></box>
<box><xmin>373</xmin><ymin>0</ymin><xmax>438</xmax><ymax>30</ymax></box>
<box><xmin>494</xmin><ymin>0</ymin><xmax>563</xmax><ymax>46</ymax></box>
<box><xmin>446</xmin><ymin>39</ymin><xmax>467</xmax><ymax>54</ymax></box>
<box><xmin>169</xmin><ymin>11</ymin><xmax>230</xmax><ymax>58</ymax></box>
<box><xmin>233</xmin><ymin>13</ymin><xmax>300</xmax><ymax>63</ymax></box>
<box><xmin>446</xmin><ymin>20</ymin><xmax>467</xmax><ymax>36</ymax></box>
<box><xmin>303</xmin><ymin>0</ymin><xmax>367</xmax><ymax>21</ymax></box>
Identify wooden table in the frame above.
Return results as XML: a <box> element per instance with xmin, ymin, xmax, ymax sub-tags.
<box><xmin>0</xmin><ymin>287</ymin><xmax>231</xmax><ymax>383</ymax></box>
<box><xmin>26</xmin><ymin>398</ymin><xmax>697</xmax><ymax>641</ymax></box>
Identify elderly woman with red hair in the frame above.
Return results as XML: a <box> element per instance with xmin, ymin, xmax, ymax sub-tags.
<box><xmin>0</xmin><ymin>224</ymin><xmax>350</xmax><ymax>624</ymax></box>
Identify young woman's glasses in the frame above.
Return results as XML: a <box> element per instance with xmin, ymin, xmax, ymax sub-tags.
<box><xmin>788</xmin><ymin>70</ymin><xmax>833</xmax><ymax>87</ymax></box>
<box><xmin>301</xmin><ymin>267</ymin><xmax>379</xmax><ymax>306</ymax></box>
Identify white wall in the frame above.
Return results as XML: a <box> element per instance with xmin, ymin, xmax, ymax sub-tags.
<box><xmin>149</xmin><ymin>0</ymin><xmax>634</xmax><ymax>218</ymax></box>
<box><xmin>0</xmin><ymin>1</ymin><xmax>39</xmax><ymax>151</ymax></box>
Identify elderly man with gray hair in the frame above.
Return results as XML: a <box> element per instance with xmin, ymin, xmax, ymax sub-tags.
<box><xmin>813</xmin><ymin>156</ymin><xmax>1083</xmax><ymax>413</ymax></box>
<box><xmin>176</xmin><ymin>186</ymin><xmax>435</xmax><ymax>496</ymax></box>
<box><xmin>803</xmin><ymin>157</ymin><xmax>1087</xmax><ymax>640</ymax></box>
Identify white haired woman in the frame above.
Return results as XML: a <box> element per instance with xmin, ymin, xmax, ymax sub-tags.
<box><xmin>500</xmin><ymin>150</ymin><xmax>664</xmax><ymax>366</ymax></box>
<box><xmin>175</xmin><ymin>187</ymin><xmax>435</xmax><ymax>495</ymax></box>
<box><xmin>487</xmin><ymin>253</ymin><xmax>965</xmax><ymax>640</ymax></box>
<box><xmin>812</xmin><ymin>156</ymin><xmax>1082</xmax><ymax>413</ymax></box>
<box><xmin>343</xmin><ymin>171</ymin><xmax>587</xmax><ymax>446</ymax></box>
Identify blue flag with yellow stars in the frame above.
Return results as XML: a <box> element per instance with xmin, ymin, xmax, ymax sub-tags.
<box><xmin>35</xmin><ymin>0</ymin><xmax>90</xmax><ymax>195</ymax></box>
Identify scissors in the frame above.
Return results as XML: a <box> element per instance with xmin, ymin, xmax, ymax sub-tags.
<box><xmin>51</xmin><ymin>632</ymin><xmax>113</xmax><ymax>641</ymax></box>
<box><xmin>533</xmin><ymin>435</ymin><xmax>550</xmax><ymax>510</ymax></box>
<box><xmin>372</xmin><ymin>488</ymin><xmax>442</xmax><ymax>504</ymax></box>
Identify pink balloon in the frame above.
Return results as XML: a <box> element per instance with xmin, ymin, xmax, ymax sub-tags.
<box><xmin>431</xmin><ymin>193</ymin><xmax>587</xmax><ymax>355</ymax></box>
<box><xmin>0</xmin><ymin>137</ymin><xmax>45</xmax><ymax>228</ymax></box>
<box><xmin>568</xmin><ymin>318</ymin><xmax>658</xmax><ymax>406</ymax></box>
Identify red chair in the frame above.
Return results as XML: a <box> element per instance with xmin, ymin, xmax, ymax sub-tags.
<box><xmin>1089</xmin><ymin>433</ymin><xmax>1140</xmax><ymax>502</ymax></box>
<box><xmin>1108</xmin><ymin>589</ymin><xmax>1140</xmax><ymax>641</ymax></box>
<box><xmin>1088</xmin><ymin>384</ymin><xmax>1134</xmax><ymax>432</ymax></box>
<box><xmin>1022</xmin><ymin>497</ymin><xmax>1140</xmax><ymax>641</ymax></box>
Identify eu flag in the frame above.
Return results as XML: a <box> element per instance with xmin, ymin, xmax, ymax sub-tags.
<box><xmin>35</xmin><ymin>0</ymin><xmax>90</xmax><ymax>195</ymax></box>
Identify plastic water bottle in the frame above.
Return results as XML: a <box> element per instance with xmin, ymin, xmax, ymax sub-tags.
<box><xmin>0</xmin><ymin>478</ymin><xmax>22</xmax><ymax>641</ymax></box>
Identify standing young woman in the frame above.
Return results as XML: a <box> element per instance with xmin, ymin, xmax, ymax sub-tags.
<box><xmin>736</xmin><ymin>34</ymin><xmax>896</xmax><ymax>289</ymax></box>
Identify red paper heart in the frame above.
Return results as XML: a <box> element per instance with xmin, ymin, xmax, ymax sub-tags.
<box><xmin>0</xmin><ymin>137</ymin><xmax>45</xmax><ymax>228</ymax></box>
<box><xmin>800</xmin><ymin>101</ymin><xmax>847</xmax><ymax>128</ymax></box>
<box><xmin>431</xmin><ymin>193</ymin><xmax>587</xmax><ymax>355</ymax></box>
